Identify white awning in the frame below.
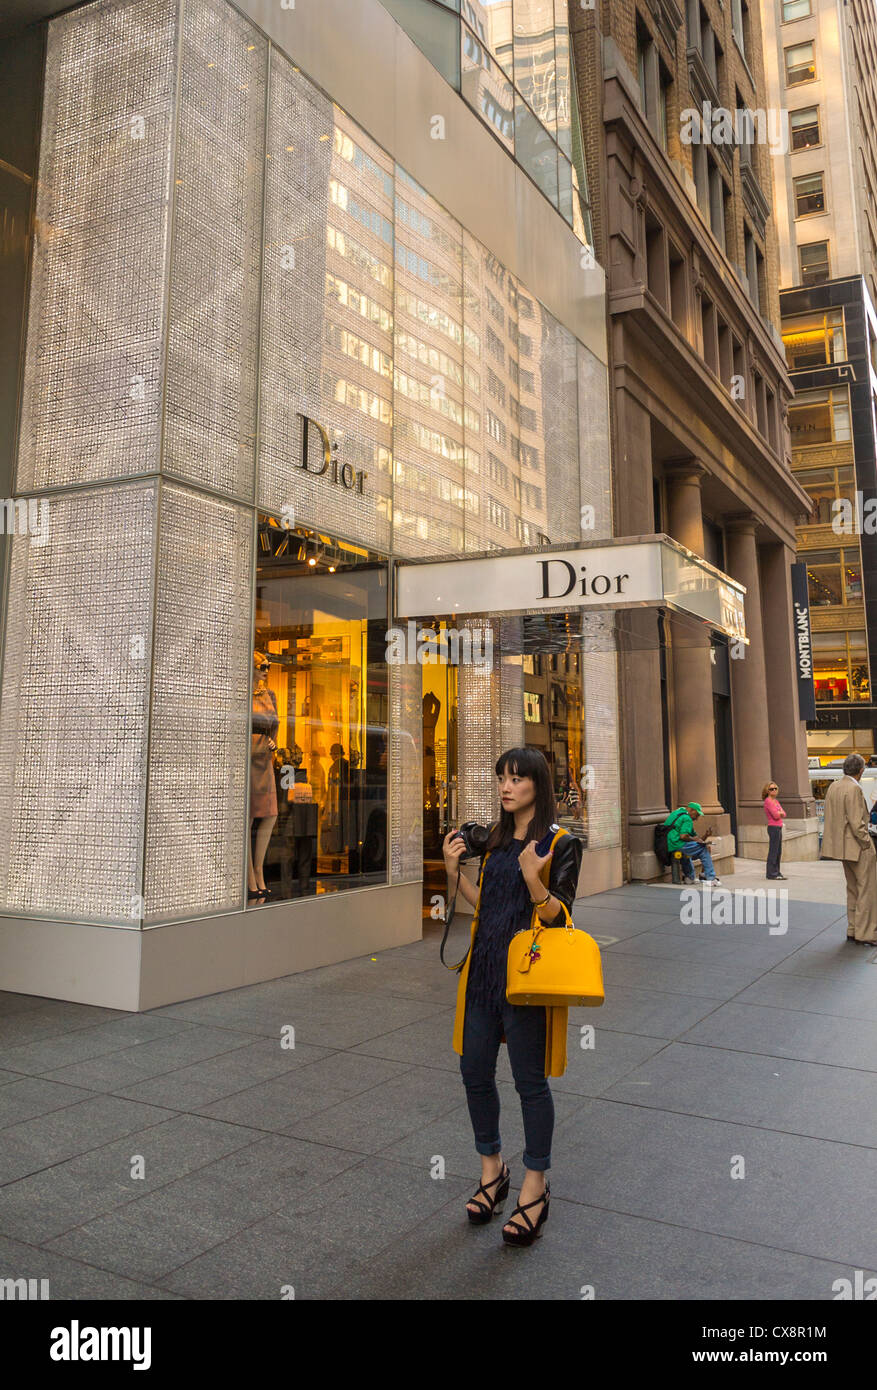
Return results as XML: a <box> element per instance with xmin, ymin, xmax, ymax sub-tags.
<box><xmin>395</xmin><ymin>535</ymin><xmax>747</xmax><ymax>642</ymax></box>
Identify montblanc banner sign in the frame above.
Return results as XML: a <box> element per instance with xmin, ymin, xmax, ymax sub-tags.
<box><xmin>790</xmin><ymin>561</ymin><xmax>816</xmax><ymax>721</ymax></box>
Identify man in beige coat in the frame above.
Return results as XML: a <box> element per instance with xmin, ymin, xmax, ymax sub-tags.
<box><xmin>821</xmin><ymin>753</ymin><xmax>877</xmax><ymax>944</ymax></box>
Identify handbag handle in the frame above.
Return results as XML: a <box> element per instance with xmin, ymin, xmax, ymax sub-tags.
<box><xmin>516</xmin><ymin>900</ymin><xmax>574</xmax><ymax>974</ymax></box>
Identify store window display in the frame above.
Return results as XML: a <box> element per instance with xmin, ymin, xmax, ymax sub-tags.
<box><xmin>249</xmin><ymin>651</ymin><xmax>278</xmax><ymax>901</ymax></box>
<box><xmin>248</xmin><ymin>519</ymin><xmax>390</xmax><ymax>905</ymax></box>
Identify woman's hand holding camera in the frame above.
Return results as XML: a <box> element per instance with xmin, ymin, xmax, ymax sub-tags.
<box><xmin>442</xmin><ymin>829</ymin><xmax>467</xmax><ymax>872</ymax></box>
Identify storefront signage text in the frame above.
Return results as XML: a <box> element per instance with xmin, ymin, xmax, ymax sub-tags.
<box><xmin>538</xmin><ymin>557</ymin><xmax>629</xmax><ymax>599</ymax></box>
<box><xmin>298</xmin><ymin>414</ymin><xmax>367</xmax><ymax>494</ymax></box>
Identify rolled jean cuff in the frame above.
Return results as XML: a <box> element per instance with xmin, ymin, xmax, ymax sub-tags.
<box><xmin>475</xmin><ymin>1138</ymin><xmax>502</xmax><ymax>1156</ymax></box>
<box><xmin>523</xmin><ymin>1151</ymin><xmax>551</xmax><ymax>1172</ymax></box>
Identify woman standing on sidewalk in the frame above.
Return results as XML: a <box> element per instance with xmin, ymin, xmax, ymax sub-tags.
<box><xmin>763</xmin><ymin>780</ymin><xmax>787</xmax><ymax>881</ymax></box>
<box><xmin>443</xmin><ymin>747</ymin><xmax>582</xmax><ymax>1247</ymax></box>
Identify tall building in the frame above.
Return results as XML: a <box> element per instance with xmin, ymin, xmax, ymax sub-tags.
<box><xmin>764</xmin><ymin>0</ymin><xmax>877</xmax><ymax>765</ymax></box>
<box><xmin>570</xmin><ymin>0</ymin><xmax>817</xmax><ymax>876</ymax></box>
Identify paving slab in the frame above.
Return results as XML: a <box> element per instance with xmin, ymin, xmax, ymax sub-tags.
<box><xmin>551</xmin><ymin>1099</ymin><xmax>877</xmax><ymax>1269</ymax></box>
<box><xmin>604</xmin><ymin>1041</ymin><xmax>877</xmax><ymax>1146</ymax></box>
<box><xmin>680</xmin><ymin>999</ymin><xmax>877</xmax><ymax>1071</ymax></box>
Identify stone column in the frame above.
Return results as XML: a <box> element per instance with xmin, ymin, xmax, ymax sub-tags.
<box><xmin>759</xmin><ymin>540</ymin><xmax>818</xmax><ymax>860</ymax></box>
<box><xmin>614</xmin><ymin>389</ymin><xmax>669</xmax><ymax>879</ymax></box>
<box><xmin>665</xmin><ymin>462</ymin><xmax>726</xmax><ymax>827</ymax></box>
<box><xmin>725</xmin><ymin>516</ymin><xmax>773</xmax><ymax>860</ymax></box>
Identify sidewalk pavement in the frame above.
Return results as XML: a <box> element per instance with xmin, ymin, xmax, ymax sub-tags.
<box><xmin>0</xmin><ymin>863</ymin><xmax>876</xmax><ymax>1301</ymax></box>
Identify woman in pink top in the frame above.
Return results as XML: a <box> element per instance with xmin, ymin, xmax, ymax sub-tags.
<box><xmin>763</xmin><ymin>780</ymin><xmax>787</xmax><ymax>880</ymax></box>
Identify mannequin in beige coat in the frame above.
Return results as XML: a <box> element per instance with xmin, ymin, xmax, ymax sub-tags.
<box><xmin>821</xmin><ymin>753</ymin><xmax>877</xmax><ymax>944</ymax></box>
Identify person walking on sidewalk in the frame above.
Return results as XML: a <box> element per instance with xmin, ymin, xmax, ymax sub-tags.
<box><xmin>763</xmin><ymin>780</ymin><xmax>787</xmax><ymax>881</ymax></box>
<box><xmin>821</xmin><ymin>753</ymin><xmax>877</xmax><ymax>945</ymax></box>
<box><xmin>444</xmin><ymin>746</ymin><xmax>582</xmax><ymax>1247</ymax></box>
<box><xmin>663</xmin><ymin>801</ymin><xmax>722</xmax><ymax>885</ymax></box>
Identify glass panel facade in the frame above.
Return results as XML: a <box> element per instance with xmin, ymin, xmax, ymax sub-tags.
<box><xmin>461</xmin><ymin>20</ymin><xmax>515</xmax><ymax>151</ymax></box>
<box><xmin>513</xmin><ymin>0</ymin><xmax>557</xmax><ymax>140</ymax></box>
<box><xmin>382</xmin><ymin>0</ymin><xmax>591</xmax><ymax>237</ymax></box>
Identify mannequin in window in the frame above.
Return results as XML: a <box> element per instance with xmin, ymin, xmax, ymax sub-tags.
<box><xmin>249</xmin><ymin>651</ymin><xmax>278</xmax><ymax>902</ymax></box>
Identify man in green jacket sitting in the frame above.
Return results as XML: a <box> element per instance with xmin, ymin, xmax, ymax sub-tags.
<box><xmin>664</xmin><ymin>801</ymin><xmax>722</xmax><ymax>885</ymax></box>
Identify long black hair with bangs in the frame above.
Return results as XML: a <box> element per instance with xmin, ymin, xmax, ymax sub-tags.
<box><xmin>485</xmin><ymin>746</ymin><xmax>557</xmax><ymax>853</ymax></box>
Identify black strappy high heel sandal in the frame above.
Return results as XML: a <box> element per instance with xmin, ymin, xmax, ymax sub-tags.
<box><xmin>502</xmin><ymin>1181</ymin><xmax>550</xmax><ymax>1246</ymax></box>
<box><xmin>466</xmin><ymin>1162</ymin><xmax>511</xmax><ymax>1224</ymax></box>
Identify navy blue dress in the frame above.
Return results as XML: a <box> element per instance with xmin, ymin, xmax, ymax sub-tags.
<box><xmin>466</xmin><ymin>838</ymin><xmax>535</xmax><ymax>1012</ymax></box>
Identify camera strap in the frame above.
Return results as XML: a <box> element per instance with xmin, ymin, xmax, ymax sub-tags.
<box><xmin>439</xmin><ymin>855</ymin><xmax>488</xmax><ymax>973</ymax></box>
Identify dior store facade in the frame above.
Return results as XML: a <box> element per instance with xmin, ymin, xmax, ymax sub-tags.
<box><xmin>0</xmin><ymin>0</ymin><xmax>618</xmax><ymax>1009</ymax></box>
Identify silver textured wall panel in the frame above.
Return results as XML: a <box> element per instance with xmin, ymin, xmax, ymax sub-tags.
<box><xmin>259</xmin><ymin>63</ymin><xmax>394</xmax><ymax>551</ymax></box>
<box><xmin>163</xmin><ymin>0</ymin><xmax>267</xmax><ymax>499</ymax></box>
<box><xmin>143</xmin><ymin>484</ymin><xmax>252</xmax><ymax>921</ymax></box>
<box><xmin>0</xmin><ymin>485</ymin><xmax>155</xmax><ymax>921</ymax></box>
<box><xmin>17</xmin><ymin>0</ymin><xmax>177</xmax><ymax>493</ymax></box>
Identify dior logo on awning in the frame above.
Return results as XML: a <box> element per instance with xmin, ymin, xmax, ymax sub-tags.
<box><xmin>298</xmin><ymin>414</ymin><xmax>368</xmax><ymax>494</ymax></box>
<box><xmin>538</xmin><ymin>558</ymin><xmax>630</xmax><ymax>599</ymax></box>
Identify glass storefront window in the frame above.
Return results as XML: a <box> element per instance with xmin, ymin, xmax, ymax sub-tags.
<box><xmin>249</xmin><ymin>521</ymin><xmax>390</xmax><ymax>904</ymax></box>
<box><xmin>523</xmin><ymin>646</ymin><xmax>586</xmax><ymax>836</ymax></box>
<box><xmin>849</xmin><ymin>629</ymin><xmax>870</xmax><ymax>701</ymax></box>
<box><xmin>811</xmin><ymin>629</ymin><xmax>870</xmax><ymax>703</ymax></box>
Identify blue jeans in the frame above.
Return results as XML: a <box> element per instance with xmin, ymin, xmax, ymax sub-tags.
<box><xmin>681</xmin><ymin>841</ymin><xmax>717</xmax><ymax>879</ymax></box>
<box><xmin>460</xmin><ymin>994</ymin><xmax>554</xmax><ymax>1171</ymax></box>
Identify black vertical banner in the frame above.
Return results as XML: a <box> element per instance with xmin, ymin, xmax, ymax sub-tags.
<box><xmin>791</xmin><ymin>561</ymin><xmax>816</xmax><ymax>720</ymax></box>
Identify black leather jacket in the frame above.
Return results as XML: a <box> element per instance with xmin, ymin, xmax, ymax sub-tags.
<box><xmin>544</xmin><ymin>831</ymin><xmax>583</xmax><ymax>921</ymax></box>
<box><xmin>479</xmin><ymin>828</ymin><xmax>583</xmax><ymax>924</ymax></box>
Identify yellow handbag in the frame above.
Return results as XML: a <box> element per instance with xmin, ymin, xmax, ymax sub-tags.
<box><xmin>506</xmin><ymin>899</ymin><xmax>605</xmax><ymax>1007</ymax></box>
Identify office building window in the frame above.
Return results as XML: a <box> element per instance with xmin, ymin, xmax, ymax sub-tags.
<box><xmin>790</xmin><ymin>105</ymin><xmax>820</xmax><ymax>149</ymax></box>
<box><xmin>789</xmin><ymin>386</ymin><xmax>851</xmax><ymax>446</ymax></box>
<box><xmin>783</xmin><ymin>308</ymin><xmax>846</xmax><ymax>368</ymax></box>
<box><xmin>794</xmin><ymin>171</ymin><xmax>825</xmax><ymax>216</ymax></box>
<box><xmin>785</xmin><ymin>40</ymin><xmax>816</xmax><ymax>85</ymax></box>
<box><xmin>796</xmin><ymin>465</ymin><xmax>855</xmax><ymax>522</ymax></box>
<box><xmin>799</xmin><ymin>239</ymin><xmax>829</xmax><ymax>284</ymax></box>
<box><xmin>783</xmin><ymin>0</ymin><xmax>812</xmax><ymax>19</ymax></box>
<box><xmin>805</xmin><ymin>550</ymin><xmax>862</xmax><ymax>609</ymax></box>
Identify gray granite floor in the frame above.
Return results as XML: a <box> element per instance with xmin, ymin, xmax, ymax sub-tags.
<box><xmin>2</xmin><ymin>884</ymin><xmax>877</xmax><ymax>1300</ymax></box>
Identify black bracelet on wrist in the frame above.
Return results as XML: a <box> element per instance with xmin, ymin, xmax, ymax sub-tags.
<box><xmin>531</xmin><ymin>890</ymin><xmax>551</xmax><ymax>908</ymax></box>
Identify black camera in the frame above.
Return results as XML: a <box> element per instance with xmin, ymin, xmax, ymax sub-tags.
<box><xmin>452</xmin><ymin>821</ymin><xmax>490</xmax><ymax>858</ymax></box>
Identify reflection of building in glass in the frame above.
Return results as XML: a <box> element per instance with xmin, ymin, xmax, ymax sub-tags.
<box><xmin>380</xmin><ymin>0</ymin><xmax>591</xmax><ymax>240</ymax></box>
